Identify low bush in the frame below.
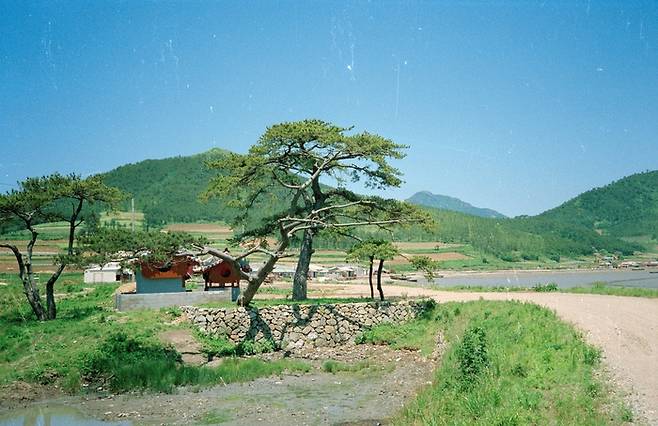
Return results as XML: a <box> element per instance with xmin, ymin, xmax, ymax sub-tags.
<box><xmin>533</xmin><ymin>282</ymin><xmax>559</xmax><ymax>292</ymax></box>
<box><xmin>197</xmin><ymin>332</ymin><xmax>278</xmax><ymax>358</ymax></box>
<box><xmin>456</xmin><ymin>325</ymin><xmax>488</xmax><ymax>383</ymax></box>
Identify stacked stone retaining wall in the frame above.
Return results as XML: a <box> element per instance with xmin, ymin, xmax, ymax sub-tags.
<box><xmin>182</xmin><ymin>300</ymin><xmax>430</xmax><ymax>351</ymax></box>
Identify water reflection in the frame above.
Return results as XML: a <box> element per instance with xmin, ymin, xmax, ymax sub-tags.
<box><xmin>0</xmin><ymin>405</ymin><xmax>131</xmax><ymax>426</ymax></box>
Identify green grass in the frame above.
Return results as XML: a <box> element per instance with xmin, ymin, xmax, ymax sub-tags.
<box><xmin>196</xmin><ymin>332</ymin><xmax>277</xmax><ymax>358</ymax></box>
<box><xmin>358</xmin><ymin>313</ymin><xmax>440</xmax><ymax>357</ymax></box>
<box><xmin>429</xmin><ymin>281</ymin><xmax>658</xmax><ymax>298</ymax></box>
<box><xmin>82</xmin><ymin>332</ymin><xmax>309</xmax><ymax>393</ymax></box>
<box><xmin>367</xmin><ymin>301</ymin><xmax>630</xmax><ymax>425</ymax></box>
<box><xmin>0</xmin><ymin>271</ymin><xmax>310</xmax><ymax>394</ymax></box>
<box><xmin>566</xmin><ymin>282</ymin><xmax>658</xmax><ymax>298</ymax></box>
<box><xmin>0</xmin><ymin>272</ymin><xmax>179</xmax><ymax>388</ymax></box>
<box><xmin>321</xmin><ymin>359</ymin><xmax>391</xmax><ymax>376</ymax></box>
<box><xmin>199</xmin><ymin>409</ymin><xmax>232</xmax><ymax>424</ymax></box>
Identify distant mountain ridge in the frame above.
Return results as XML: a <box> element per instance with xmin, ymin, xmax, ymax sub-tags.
<box><xmin>407</xmin><ymin>191</ymin><xmax>506</xmax><ymax>218</ymax></box>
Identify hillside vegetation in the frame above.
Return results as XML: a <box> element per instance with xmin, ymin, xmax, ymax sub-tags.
<box><xmin>100</xmin><ymin>149</ymin><xmax>231</xmax><ymax>226</ymax></box>
<box><xmin>374</xmin><ymin>206</ymin><xmax>641</xmax><ymax>259</ymax></box>
<box><xmin>537</xmin><ymin>170</ymin><xmax>658</xmax><ymax>239</ymax></box>
<box><xmin>100</xmin><ymin>148</ymin><xmax>292</xmax><ymax>229</ymax></box>
<box><xmin>97</xmin><ymin>150</ymin><xmax>654</xmax><ymax>259</ymax></box>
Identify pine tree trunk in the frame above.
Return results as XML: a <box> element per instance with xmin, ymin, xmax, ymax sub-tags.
<box><xmin>376</xmin><ymin>259</ymin><xmax>385</xmax><ymax>301</ymax></box>
<box><xmin>46</xmin><ymin>281</ymin><xmax>56</xmax><ymax>320</ymax></box>
<box><xmin>23</xmin><ymin>276</ymin><xmax>47</xmax><ymax>321</ymax></box>
<box><xmin>292</xmin><ymin>228</ymin><xmax>314</xmax><ymax>301</ymax></box>
<box><xmin>23</xmin><ymin>263</ymin><xmax>47</xmax><ymax>321</ymax></box>
<box><xmin>368</xmin><ymin>256</ymin><xmax>374</xmax><ymax>299</ymax></box>
<box><xmin>236</xmin><ymin>239</ymin><xmax>290</xmax><ymax>307</ymax></box>
<box><xmin>4</xmin><ymin>241</ymin><xmax>47</xmax><ymax>320</ymax></box>
<box><xmin>45</xmin><ymin>265</ymin><xmax>64</xmax><ymax>320</ymax></box>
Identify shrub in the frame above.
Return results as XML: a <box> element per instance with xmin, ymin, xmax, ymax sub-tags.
<box><xmin>521</xmin><ymin>253</ymin><xmax>539</xmax><ymax>261</ymax></box>
<box><xmin>533</xmin><ymin>282</ymin><xmax>559</xmax><ymax>292</ymax></box>
<box><xmin>236</xmin><ymin>339</ymin><xmax>276</xmax><ymax>355</ymax></box>
<box><xmin>80</xmin><ymin>332</ymin><xmax>181</xmax><ymax>392</ymax></box>
<box><xmin>198</xmin><ymin>332</ymin><xmax>277</xmax><ymax>358</ymax></box>
<box><xmin>456</xmin><ymin>325</ymin><xmax>489</xmax><ymax>382</ymax></box>
<box><xmin>418</xmin><ymin>299</ymin><xmax>437</xmax><ymax>318</ymax></box>
<box><xmin>499</xmin><ymin>253</ymin><xmax>519</xmax><ymax>262</ymax></box>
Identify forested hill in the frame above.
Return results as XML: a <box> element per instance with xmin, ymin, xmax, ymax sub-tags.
<box><xmin>535</xmin><ymin>170</ymin><xmax>658</xmax><ymax>239</ymax></box>
<box><xmin>407</xmin><ymin>191</ymin><xmax>506</xmax><ymax>218</ymax></box>
<box><xmin>98</xmin><ymin>150</ymin><xmax>653</xmax><ymax>257</ymax></box>
<box><xmin>100</xmin><ymin>149</ymin><xmax>234</xmax><ymax>226</ymax></box>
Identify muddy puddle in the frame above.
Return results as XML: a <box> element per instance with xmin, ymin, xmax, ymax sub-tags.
<box><xmin>0</xmin><ymin>404</ymin><xmax>131</xmax><ymax>426</ymax></box>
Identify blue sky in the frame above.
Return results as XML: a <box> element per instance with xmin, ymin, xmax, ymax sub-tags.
<box><xmin>1</xmin><ymin>1</ymin><xmax>657</xmax><ymax>216</ymax></box>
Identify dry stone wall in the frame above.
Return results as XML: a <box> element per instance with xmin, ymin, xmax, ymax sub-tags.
<box><xmin>182</xmin><ymin>300</ymin><xmax>430</xmax><ymax>351</ymax></box>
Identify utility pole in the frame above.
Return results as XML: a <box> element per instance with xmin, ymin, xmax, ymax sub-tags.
<box><xmin>131</xmin><ymin>197</ymin><xmax>135</xmax><ymax>232</ymax></box>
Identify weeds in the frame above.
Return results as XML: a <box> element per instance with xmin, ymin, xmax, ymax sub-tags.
<box><xmin>323</xmin><ymin>360</ymin><xmax>370</xmax><ymax>373</ymax></box>
<box><xmin>619</xmin><ymin>404</ymin><xmax>634</xmax><ymax>422</ymax></box>
<box><xmin>199</xmin><ymin>409</ymin><xmax>231</xmax><ymax>424</ymax></box>
<box><xmin>0</xmin><ymin>272</ymin><xmax>307</xmax><ymax>394</ymax></box>
<box><xmin>533</xmin><ymin>282</ymin><xmax>559</xmax><ymax>292</ymax></box>
<box><xmin>380</xmin><ymin>301</ymin><xmax>629</xmax><ymax>425</ymax></box>
<box><xmin>79</xmin><ymin>332</ymin><xmax>309</xmax><ymax>393</ymax></box>
<box><xmin>196</xmin><ymin>332</ymin><xmax>278</xmax><ymax>358</ymax></box>
<box><xmin>456</xmin><ymin>325</ymin><xmax>489</xmax><ymax>382</ymax></box>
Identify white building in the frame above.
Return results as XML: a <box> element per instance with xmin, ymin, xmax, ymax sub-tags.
<box><xmin>327</xmin><ymin>264</ymin><xmax>369</xmax><ymax>279</ymax></box>
<box><xmin>308</xmin><ymin>264</ymin><xmax>329</xmax><ymax>279</ymax></box>
<box><xmin>270</xmin><ymin>264</ymin><xmax>297</xmax><ymax>278</ymax></box>
<box><xmin>84</xmin><ymin>262</ymin><xmax>132</xmax><ymax>284</ymax></box>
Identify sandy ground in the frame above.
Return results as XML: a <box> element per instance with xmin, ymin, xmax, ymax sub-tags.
<box><xmin>327</xmin><ymin>282</ymin><xmax>658</xmax><ymax>424</ymax></box>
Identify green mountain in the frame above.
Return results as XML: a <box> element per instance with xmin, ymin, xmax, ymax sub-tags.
<box><xmin>98</xmin><ymin>150</ymin><xmax>653</xmax><ymax>258</ymax></box>
<box><xmin>407</xmin><ymin>191</ymin><xmax>506</xmax><ymax>218</ymax></box>
<box><xmin>536</xmin><ymin>170</ymin><xmax>658</xmax><ymax>239</ymax></box>
<box><xmin>100</xmin><ymin>149</ymin><xmax>234</xmax><ymax>226</ymax></box>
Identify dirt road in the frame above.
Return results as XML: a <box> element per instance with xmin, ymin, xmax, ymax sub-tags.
<box><xmin>329</xmin><ymin>283</ymin><xmax>658</xmax><ymax>423</ymax></box>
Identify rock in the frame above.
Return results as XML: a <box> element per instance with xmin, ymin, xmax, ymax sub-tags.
<box><xmin>205</xmin><ymin>358</ymin><xmax>224</xmax><ymax>368</ymax></box>
<box><xmin>181</xmin><ymin>353</ymin><xmax>207</xmax><ymax>366</ymax></box>
<box><xmin>182</xmin><ymin>300</ymin><xmax>426</xmax><ymax>349</ymax></box>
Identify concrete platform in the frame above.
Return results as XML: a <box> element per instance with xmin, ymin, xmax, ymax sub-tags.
<box><xmin>115</xmin><ymin>288</ymin><xmax>238</xmax><ymax>311</ymax></box>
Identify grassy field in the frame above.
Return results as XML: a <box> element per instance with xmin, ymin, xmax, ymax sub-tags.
<box><xmin>3</xmin><ymin>214</ymin><xmax>655</xmax><ymax>275</ymax></box>
<box><xmin>427</xmin><ymin>282</ymin><xmax>658</xmax><ymax>298</ymax></box>
<box><xmin>100</xmin><ymin>210</ymin><xmax>145</xmax><ymax>228</ymax></box>
<box><xmin>0</xmin><ymin>272</ymin><xmax>309</xmax><ymax>394</ymax></box>
<box><xmin>0</xmin><ymin>270</ymin><xmax>641</xmax><ymax>423</ymax></box>
<box><xmin>361</xmin><ymin>301</ymin><xmax>634</xmax><ymax>425</ymax></box>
